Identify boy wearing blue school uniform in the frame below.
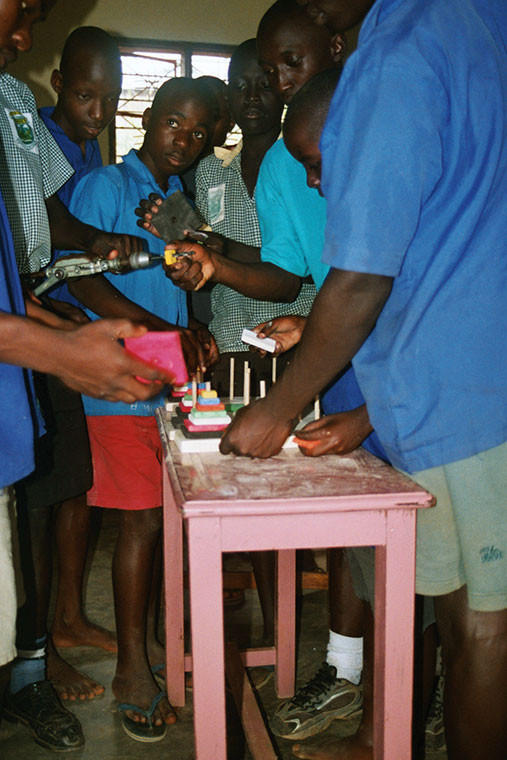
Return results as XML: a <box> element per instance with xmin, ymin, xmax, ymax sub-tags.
<box><xmin>158</xmin><ymin>3</ymin><xmax>385</xmax><ymax>741</ymax></box>
<box><xmin>223</xmin><ymin>1</ymin><xmax>507</xmax><ymax>758</ymax></box>
<box><xmin>39</xmin><ymin>26</ymin><xmax>120</xmax><ymax>303</ymax></box>
<box><xmin>0</xmin><ymin>191</ymin><xmax>37</xmax><ymax>672</ymax></box>
<box><xmin>64</xmin><ymin>77</ymin><xmax>216</xmax><ymax>742</ymax></box>
<box><xmin>32</xmin><ymin>27</ymin><xmax>125</xmax><ymax>702</ymax></box>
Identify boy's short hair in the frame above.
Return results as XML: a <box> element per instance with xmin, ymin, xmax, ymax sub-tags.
<box><xmin>151</xmin><ymin>77</ymin><xmax>218</xmax><ymax>122</ymax></box>
<box><xmin>228</xmin><ymin>38</ymin><xmax>257</xmax><ymax>79</ymax></box>
<box><xmin>198</xmin><ymin>75</ymin><xmax>227</xmax><ymax>99</ymax></box>
<box><xmin>258</xmin><ymin>0</ymin><xmax>304</xmax><ymax>38</ymax></box>
<box><xmin>284</xmin><ymin>66</ymin><xmax>342</xmax><ymax>138</ymax></box>
<box><xmin>59</xmin><ymin>26</ymin><xmax>121</xmax><ymax>75</ymax></box>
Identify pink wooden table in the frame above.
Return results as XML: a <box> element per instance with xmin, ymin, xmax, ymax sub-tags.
<box><xmin>156</xmin><ymin>408</ymin><xmax>433</xmax><ymax>760</ymax></box>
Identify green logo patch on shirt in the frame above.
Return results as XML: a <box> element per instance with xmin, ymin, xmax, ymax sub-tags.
<box><xmin>5</xmin><ymin>109</ymin><xmax>37</xmax><ymax>153</ymax></box>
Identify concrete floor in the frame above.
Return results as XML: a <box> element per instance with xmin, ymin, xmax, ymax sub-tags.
<box><xmin>0</xmin><ymin>510</ymin><xmax>447</xmax><ymax>759</ymax></box>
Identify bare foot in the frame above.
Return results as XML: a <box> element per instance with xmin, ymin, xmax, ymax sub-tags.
<box><xmin>112</xmin><ymin>669</ymin><xmax>176</xmax><ymax>726</ymax></box>
<box><xmin>47</xmin><ymin>639</ymin><xmax>105</xmax><ymax>701</ymax></box>
<box><xmin>52</xmin><ymin>617</ymin><xmax>117</xmax><ymax>653</ymax></box>
<box><xmin>293</xmin><ymin>734</ymin><xmax>373</xmax><ymax>759</ymax></box>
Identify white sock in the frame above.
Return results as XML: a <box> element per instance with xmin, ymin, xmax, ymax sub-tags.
<box><xmin>326</xmin><ymin>630</ymin><xmax>363</xmax><ymax>685</ymax></box>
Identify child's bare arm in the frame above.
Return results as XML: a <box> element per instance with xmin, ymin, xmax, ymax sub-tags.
<box><xmin>24</xmin><ymin>298</ymin><xmax>76</xmax><ymax>331</ymax></box>
<box><xmin>46</xmin><ymin>193</ymin><xmax>144</xmax><ymax>260</ymax></box>
<box><xmin>165</xmin><ymin>240</ymin><xmax>302</xmax><ymax>302</ymax></box>
<box><xmin>220</xmin><ymin>269</ymin><xmax>393</xmax><ymax>458</ymax></box>
<box><xmin>0</xmin><ymin>313</ymin><xmax>168</xmax><ymax>403</ymax></box>
<box><xmin>69</xmin><ymin>274</ymin><xmax>205</xmax><ymax>372</ymax></box>
<box><xmin>135</xmin><ymin>194</ymin><xmax>300</xmax><ymax>297</ymax></box>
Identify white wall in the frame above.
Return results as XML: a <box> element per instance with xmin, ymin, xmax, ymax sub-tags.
<box><xmin>9</xmin><ymin>0</ymin><xmax>273</xmax><ymax>106</ymax></box>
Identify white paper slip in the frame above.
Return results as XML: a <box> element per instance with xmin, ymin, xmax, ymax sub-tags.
<box><xmin>241</xmin><ymin>328</ymin><xmax>276</xmax><ymax>353</ymax></box>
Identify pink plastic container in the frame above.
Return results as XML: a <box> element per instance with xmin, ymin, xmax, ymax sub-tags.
<box><xmin>124</xmin><ymin>331</ymin><xmax>188</xmax><ymax>386</ymax></box>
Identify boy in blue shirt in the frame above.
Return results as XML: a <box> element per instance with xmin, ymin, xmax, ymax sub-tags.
<box><xmin>40</xmin><ymin>26</ymin><xmax>118</xmax><ymax>211</ymax></box>
<box><xmin>223</xmin><ymin>1</ymin><xmax>507</xmax><ymax>759</ymax></box>
<box><xmin>65</xmin><ymin>77</ymin><xmax>217</xmax><ymax>742</ymax></box>
<box><xmin>35</xmin><ymin>27</ymin><xmax>123</xmax><ymax>701</ymax></box>
<box><xmin>0</xmin><ymin>4</ymin><xmax>171</xmax><ymax>753</ymax></box>
<box><xmin>139</xmin><ymin>3</ymin><xmax>378</xmax><ymax>740</ymax></box>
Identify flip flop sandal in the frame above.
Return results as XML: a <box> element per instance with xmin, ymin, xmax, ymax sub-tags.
<box><xmin>151</xmin><ymin>664</ymin><xmax>165</xmax><ymax>688</ymax></box>
<box><xmin>117</xmin><ymin>691</ymin><xmax>169</xmax><ymax>742</ymax></box>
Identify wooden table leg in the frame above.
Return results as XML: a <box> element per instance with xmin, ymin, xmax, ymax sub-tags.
<box><xmin>374</xmin><ymin>509</ymin><xmax>417</xmax><ymax>759</ymax></box>
<box><xmin>162</xmin><ymin>465</ymin><xmax>185</xmax><ymax>707</ymax></box>
<box><xmin>275</xmin><ymin>549</ymin><xmax>296</xmax><ymax>698</ymax></box>
<box><xmin>187</xmin><ymin>516</ymin><xmax>227</xmax><ymax>760</ymax></box>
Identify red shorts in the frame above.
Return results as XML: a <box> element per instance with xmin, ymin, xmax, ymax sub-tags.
<box><xmin>86</xmin><ymin>416</ymin><xmax>162</xmax><ymax>510</ymax></box>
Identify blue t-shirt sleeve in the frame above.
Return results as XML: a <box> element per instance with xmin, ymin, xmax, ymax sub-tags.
<box><xmin>67</xmin><ymin>167</ymin><xmax>122</xmax><ymax>231</ymax></box>
<box><xmin>54</xmin><ymin>168</ymin><xmax>123</xmax><ymax>265</ymax></box>
<box><xmin>256</xmin><ymin>148</ymin><xmax>310</xmax><ymax>279</ymax></box>
<box><xmin>321</xmin><ymin>59</ymin><xmax>444</xmax><ymax>277</ymax></box>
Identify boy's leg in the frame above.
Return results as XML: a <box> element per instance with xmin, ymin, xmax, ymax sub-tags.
<box><xmin>292</xmin><ymin>604</ymin><xmax>374</xmax><ymax>760</ymax></box>
<box><xmin>328</xmin><ymin>549</ymin><xmax>365</xmax><ymax>638</ymax></box>
<box><xmin>14</xmin><ymin>503</ymin><xmax>52</xmax><ymax>652</ymax></box>
<box><xmin>146</xmin><ymin>535</ymin><xmax>165</xmax><ymax>666</ymax></box>
<box><xmin>85</xmin><ymin>414</ymin><xmax>176</xmax><ymax>731</ymax></box>
<box><xmin>111</xmin><ymin>507</ymin><xmax>176</xmax><ymax>726</ymax></box>
<box><xmin>291</xmin><ymin>573</ymin><xmax>435</xmax><ymax>760</ymax></box>
<box><xmin>0</xmin><ymin>487</ymin><xmax>18</xmax><ymax>673</ymax></box>
<box><xmin>435</xmin><ymin>586</ymin><xmax>507</xmax><ymax>760</ymax></box>
<box><xmin>5</xmin><ymin>499</ymin><xmax>85</xmax><ymax>751</ymax></box>
<box><xmin>413</xmin><ymin>442</ymin><xmax>507</xmax><ymax>759</ymax></box>
<box><xmin>270</xmin><ymin>549</ymin><xmax>364</xmax><ymax>742</ymax></box>
<box><xmin>27</xmin><ymin>497</ymin><xmax>106</xmax><ymax>701</ymax></box>
<box><xmin>51</xmin><ymin>494</ymin><xmax>116</xmax><ymax>653</ymax></box>
<box><xmin>16</xmin><ymin>373</ymin><xmax>103</xmax><ymax>702</ymax></box>
<box><xmin>250</xmin><ymin>550</ymin><xmax>276</xmax><ymax>644</ymax></box>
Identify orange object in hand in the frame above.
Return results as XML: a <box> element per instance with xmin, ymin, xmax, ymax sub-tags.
<box><xmin>292</xmin><ymin>436</ymin><xmax>321</xmax><ymax>450</ymax></box>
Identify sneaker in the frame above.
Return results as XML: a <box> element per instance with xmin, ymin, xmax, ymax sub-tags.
<box><xmin>269</xmin><ymin>662</ymin><xmax>362</xmax><ymax>741</ymax></box>
<box><xmin>3</xmin><ymin>680</ymin><xmax>84</xmax><ymax>752</ymax></box>
<box><xmin>425</xmin><ymin>674</ymin><xmax>446</xmax><ymax>753</ymax></box>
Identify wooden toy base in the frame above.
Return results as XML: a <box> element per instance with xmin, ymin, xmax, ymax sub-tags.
<box><xmin>168</xmin><ymin>411</ymin><xmax>315</xmax><ymax>454</ymax></box>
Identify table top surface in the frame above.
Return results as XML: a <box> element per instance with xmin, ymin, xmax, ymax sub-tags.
<box><xmin>157</xmin><ymin>409</ymin><xmax>433</xmax><ymax>515</ymax></box>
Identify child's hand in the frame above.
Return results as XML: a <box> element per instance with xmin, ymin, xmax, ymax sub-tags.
<box><xmin>50</xmin><ymin>319</ymin><xmax>168</xmax><ymax>403</ymax></box>
<box><xmin>295</xmin><ymin>406</ymin><xmax>373</xmax><ymax>457</ymax></box>
<box><xmin>192</xmin><ymin>323</ymin><xmax>219</xmax><ymax>368</ymax></box>
<box><xmin>47</xmin><ymin>298</ymin><xmax>89</xmax><ymax>325</ymax></box>
<box><xmin>135</xmin><ymin>193</ymin><xmax>163</xmax><ymax>238</ymax></box>
<box><xmin>177</xmin><ymin>326</ymin><xmax>207</xmax><ymax>374</ymax></box>
<box><xmin>220</xmin><ymin>397</ymin><xmax>296</xmax><ymax>458</ymax></box>
<box><xmin>163</xmin><ymin>241</ymin><xmax>217</xmax><ymax>291</ymax></box>
<box><xmin>183</xmin><ymin>229</ymin><xmax>225</xmax><ymax>254</ymax></box>
<box><xmin>25</xmin><ymin>297</ymin><xmax>77</xmax><ymax>331</ymax></box>
<box><xmin>88</xmin><ymin>231</ymin><xmax>144</xmax><ymax>263</ymax></box>
<box><xmin>252</xmin><ymin>315</ymin><xmax>307</xmax><ymax>356</ymax></box>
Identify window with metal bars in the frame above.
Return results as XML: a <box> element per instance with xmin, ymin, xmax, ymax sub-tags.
<box><xmin>109</xmin><ymin>39</ymin><xmax>241</xmax><ymax>164</ymax></box>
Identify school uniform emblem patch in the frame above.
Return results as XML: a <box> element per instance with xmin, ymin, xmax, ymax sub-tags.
<box><xmin>208</xmin><ymin>183</ymin><xmax>225</xmax><ymax>225</ymax></box>
<box><xmin>5</xmin><ymin>109</ymin><xmax>38</xmax><ymax>153</ymax></box>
